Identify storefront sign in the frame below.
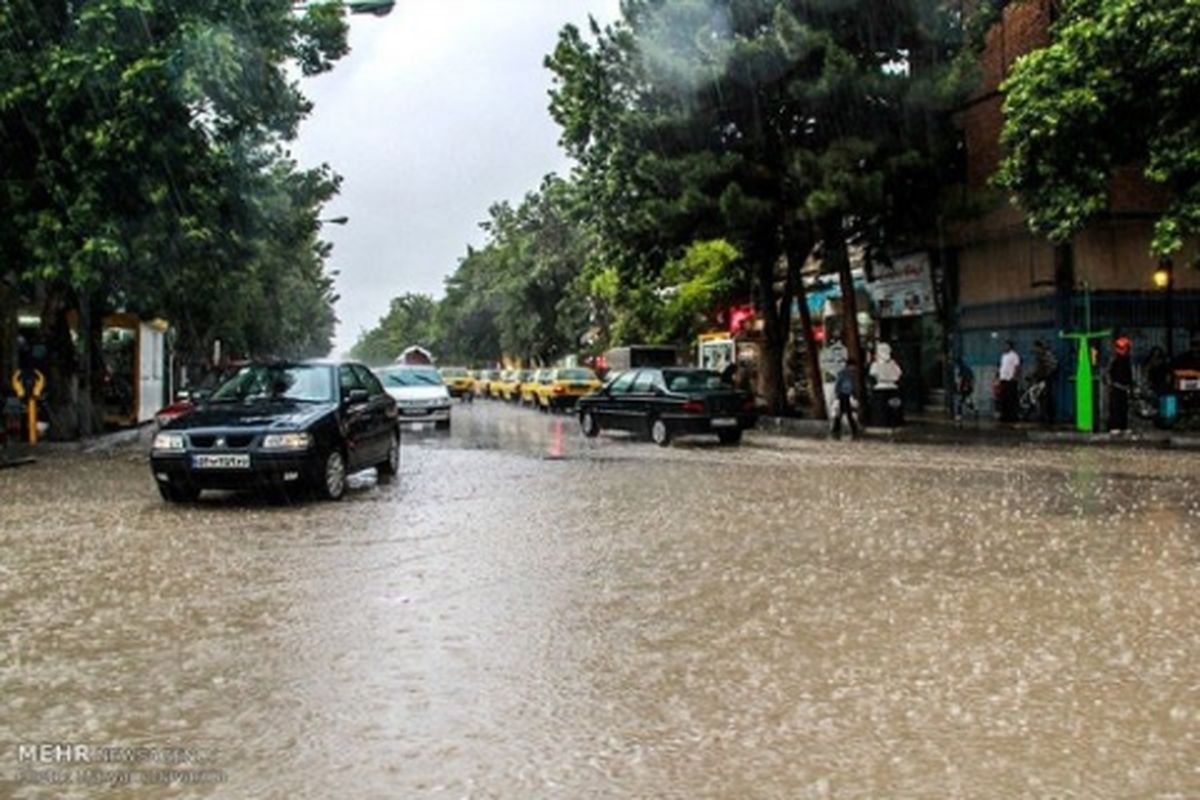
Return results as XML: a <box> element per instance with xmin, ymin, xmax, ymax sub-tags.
<box><xmin>869</xmin><ymin>253</ymin><xmax>935</xmax><ymax>318</ymax></box>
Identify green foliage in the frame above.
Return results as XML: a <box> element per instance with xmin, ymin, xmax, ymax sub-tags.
<box><xmin>545</xmin><ymin>0</ymin><xmax>977</xmax><ymax>409</ymax></box>
<box><xmin>0</xmin><ymin>0</ymin><xmax>349</xmax><ymax>360</ymax></box>
<box><xmin>657</xmin><ymin>239</ymin><xmax>740</xmax><ymax>345</ymax></box>
<box><xmin>996</xmin><ymin>0</ymin><xmax>1200</xmax><ymax>255</ymax></box>
<box><xmin>350</xmin><ymin>293</ymin><xmax>440</xmax><ymax>365</ymax></box>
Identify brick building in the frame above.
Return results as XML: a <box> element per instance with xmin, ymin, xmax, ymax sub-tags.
<box><xmin>945</xmin><ymin>0</ymin><xmax>1200</xmax><ymax>420</ymax></box>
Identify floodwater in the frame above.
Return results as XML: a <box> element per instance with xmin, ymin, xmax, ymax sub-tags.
<box><xmin>2</xmin><ymin>402</ymin><xmax>1198</xmax><ymax>798</ymax></box>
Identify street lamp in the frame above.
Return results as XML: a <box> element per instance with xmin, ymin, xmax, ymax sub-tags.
<box><xmin>1155</xmin><ymin>256</ymin><xmax>1175</xmax><ymax>359</ymax></box>
<box><xmin>318</xmin><ymin>216</ymin><xmax>349</xmax><ymax>226</ymax></box>
<box><xmin>291</xmin><ymin>1</ymin><xmax>395</xmax><ymax>16</ymax></box>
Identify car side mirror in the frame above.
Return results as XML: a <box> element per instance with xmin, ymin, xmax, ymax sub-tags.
<box><xmin>345</xmin><ymin>388</ymin><xmax>369</xmax><ymax>405</ymax></box>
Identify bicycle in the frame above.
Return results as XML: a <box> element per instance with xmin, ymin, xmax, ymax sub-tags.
<box><xmin>1018</xmin><ymin>379</ymin><xmax>1047</xmax><ymax>422</ymax></box>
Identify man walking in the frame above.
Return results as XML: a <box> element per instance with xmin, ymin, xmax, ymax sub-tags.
<box><xmin>831</xmin><ymin>358</ymin><xmax>860</xmax><ymax>439</ymax></box>
<box><xmin>998</xmin><ymin>340</ymin><xmax>1021</xmax><ymax>423</ymax></box>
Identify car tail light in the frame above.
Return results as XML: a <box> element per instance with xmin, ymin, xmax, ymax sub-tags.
<box><xmin>553</xmin><ymin>385</ymin><xmax>566</xmax><ymax>394</ymax></box>
<box><xmin>681</xmin><ymin>400</ymin><xmax>705</xmax><ymax>413</ymax></box>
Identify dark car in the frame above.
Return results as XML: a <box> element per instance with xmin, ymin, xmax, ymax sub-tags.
<box><xmin>150</xmin><ymin>361</ymin><xmax>400</xmax><ymax>502</ymax></box>
<box><xmin>577</xmin><ymin>367</ymin><xmax>756</xmax><ymax>446</ymax></box>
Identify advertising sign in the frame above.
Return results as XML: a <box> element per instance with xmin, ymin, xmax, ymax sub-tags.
<box><xmin>869</xmin><ymin>252</ymin><xmax>935</xmax><ymax>318</ymax></box>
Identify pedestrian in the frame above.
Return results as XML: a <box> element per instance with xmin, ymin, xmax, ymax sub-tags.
<box><xmin>1108</xmin><ymin>334</ymin><xmax>1133</xmax><ymax>433</ymax></box>
<box><xmin>831</xmin><ymin>357</ymin><xmax>860</xmax><ymax>439</ymax></box>
<box><xmin>720</xmin><ymin>359</ymin><xmax>737</xmax><ymax>386</ymax></box>
<box><xmin>869</xmin><ymin>342</ymin><xmax>903</xmax><ymax>426</ymax></box>
<box><xmin>1031</xmin><ymin>339</ymin><xmax>1058</xmax><ymax>424</ymax></box>
<box><xmin>1145</xmin><ymin>345</ymin><xmax>1171</xmax><ymax>400</ymax></box>
<box><xmin>997</xmin><ymin>340</ymin><xmax>1021</xmax><ymax>422</ymax></box>
<box><xmin>952</xmin><ymin>355</ymin><xmax>976</xmax><ymax>422</ymax></box>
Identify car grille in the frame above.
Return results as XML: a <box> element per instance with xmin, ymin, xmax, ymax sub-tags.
<box><xmin>189</xmin><ymin>434</ymin><xmax>255</xmax><ymax>449</ymax></box>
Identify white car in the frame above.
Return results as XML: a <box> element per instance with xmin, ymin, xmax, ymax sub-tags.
<box><xmin>375</xmin><ymin>365</ymin><xmax>452</xmax><ymax>430</ymax></box>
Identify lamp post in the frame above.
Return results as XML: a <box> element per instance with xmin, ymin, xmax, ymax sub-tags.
<box><xmin>318</xmin><ymin>216</ymin><xmax>349</xmax><ymax>226</ymax></box>
<box><xmin>1154</xmin><ymin>257</ymin><xmax>1175</xmax><ymax>360</ymax></box>
<box><xmin>292</xmin><ymin>1</ymin><xmax>395</xmax><ymax>16</ymax></box>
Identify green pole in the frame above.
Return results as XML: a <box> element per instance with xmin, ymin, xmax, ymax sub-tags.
<box><xmin>1060</xmin><ymin>284</ymin><xmax>1110</xmax><ymax>433</ymax></box>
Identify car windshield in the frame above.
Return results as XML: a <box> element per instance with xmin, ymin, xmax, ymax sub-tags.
<box><xmin>559</xmin><ymin>369</ymin><xmax>596</xmax><ymax>381</ymax></box>
<box><xmin>663</xmin><ymin>369</ymin><xmax>726</xmax><ymax>393</ymax></box>
<box><xmin>441</xmin><ymin>368</ymin><xmax>467</xmax><ymax>378</ymax></box>
<box><xmin>209</xmin><ymin>365</ymin><xmax>334</xmax><ymax>403</ymax></box>
<box><xmin>379</xmin><ymin>367</ymin><xmax>443</xmax><ymax>387</ymax></box>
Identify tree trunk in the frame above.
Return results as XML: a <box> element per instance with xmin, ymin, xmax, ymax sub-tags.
<box><xmin>825</xmin><ymin>220</ymin><xmax>865</xmax><ymax>406</ymax></box>
<box><xmin>755</xmin><ymin>258</ymin><xmax>790</xmax><ymax>416</ymax></box>
<box><xmin>41</xmin><ymin>283</ymin><xmax>83</xmax><ymax>441</ymax></box>
<box><xmin>0</xmin><ymin>278</ymin><xmax>17</xmax><ymax>394</ymax></box>
<box><xmin>784</xmin><ymin>228</ymin><xmax>827</xmax><ymax>420</ymax></box>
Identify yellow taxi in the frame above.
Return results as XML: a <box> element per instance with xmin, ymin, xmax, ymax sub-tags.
<box><xmin>488</xmin><ymin>370</ymin><xmax>513</xmax><ymax>399</ymax></box>
<box><xmin>502</xmin><ymin>369</ymin><xmax>533</xmax><ymax>402</ymax></box>
<box><xmin>439</xmin><ymin>367</ymin><xmax>475</xmax><ymax>400</ymax></box>
<box><xmin>473</xmin><ymin>369</ymin><xmax>496</xmax><ymax>397</ymax></box>
<box><xmin>534</xmin><ymin>367</ymin><xmax>603</xmax><ymax>411</ymax></box>
<box><xmin>520</xmin><ymin>369</ymin><xmax>551</xmax><ymax>405</ymax></box>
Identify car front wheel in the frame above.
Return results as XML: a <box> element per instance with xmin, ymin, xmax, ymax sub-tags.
<box><xmin>580</xmin><ymin>410</ymin><xmax>600</xmax><ymax>438</ymax></box>
<box><xmin>316</xmin><ymin>449</ymin><xmax>347</xmax><ymax>501</ymax></box>
<box><xmin>157</xmin><ymin>480</ymin><xmax>200</xmax><ymax>503</ymax></box>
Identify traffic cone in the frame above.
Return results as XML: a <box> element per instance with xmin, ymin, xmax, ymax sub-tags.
<box><xmin>547</xmin><ymin>418</ymin><xmax>565</xmax><ymax>460</ymax></box>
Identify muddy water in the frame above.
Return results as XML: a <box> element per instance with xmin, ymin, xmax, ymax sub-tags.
<box><xmin>2</xmin><ymin>403</ymin><xmax>1198</xmax><ymax>798</ymax></box>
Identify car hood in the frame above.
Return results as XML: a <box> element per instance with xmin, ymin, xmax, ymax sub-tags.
<box><xmin>385</xmin><ymin>386</ymin><xmax>449</xmax><ymax>401</ymax></box>
<box><xmin>166</xmin><ymin>400</ymin><xmax>334</xmax><ymax>430</ymax></box>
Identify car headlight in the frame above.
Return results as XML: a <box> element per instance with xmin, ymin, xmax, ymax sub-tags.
<box><xmin>261</xmin><ymin>432</ymin><xmax>312</xmax><ymax>450</ymax></box>
<box><xmin>152</xmin><ymin>432</ymin><xmax>186</xmax><ymax>451</ymax></box>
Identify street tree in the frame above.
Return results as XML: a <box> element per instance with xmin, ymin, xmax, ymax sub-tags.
<box><xmin>548</xmin><ymin>0</ymin><xmax>976</xmax><ymax>415</ymax></box>
<box><xmin>996</xmin><ymin>0</ymin><xmax>1200</xmax><ymax>256</ymax></box>
<box><xmin>350</xmin><ymin>293</ymin><xmax>440</xmax><ymax>365</ymax></box>
<box><xmin>0</xmin><ymin>0</ymin><xmax>347</xmax><ymax>437</ymax></box>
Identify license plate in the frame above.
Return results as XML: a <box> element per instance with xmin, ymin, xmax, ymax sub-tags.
<box><xmin>1180</xmin><ymin>379</ymin><xmax>1200</xmax><ymax>391</ymax></box>
<box><xmin>193</xmin><ymin>454</ymin><xmax>250</xmax><ymax>469</ymax></box>
<box><xmin>410</xmin><ymin>423</ymin><xmax>426</xmax><ymax>432</ymax></box>
<box><xmin>711</xmin><ymin>417</ymin><xmax>737</xmax><ymax>428</ymax></box>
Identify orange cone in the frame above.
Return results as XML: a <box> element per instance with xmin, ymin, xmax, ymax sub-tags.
<box><xmin>547</xmin><ymin>418</ymin><xmax>565</xmax><ymax>460</ymax></box>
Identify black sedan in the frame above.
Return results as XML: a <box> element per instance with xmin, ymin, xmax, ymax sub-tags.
<box><xmin>577</xmin><ymin>368</ymin><xmax>757</xmax><ymax>446</ymax></box>
<box><xmin>150</xmin><ymin>361</ymin><xmax>400</xmax><ymax>502</ymax></box>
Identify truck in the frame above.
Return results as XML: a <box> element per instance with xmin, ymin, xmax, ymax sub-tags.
<box><xmin>603</xmin><ymin>345</ymin><xmax>678</xmax><ymax>372</ymax></box>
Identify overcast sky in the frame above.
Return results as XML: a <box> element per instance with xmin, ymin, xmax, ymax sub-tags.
<box><xmin>293</xmin><ymin>1</ymin><xmax>622</xmax><ymax>356</ymax></box>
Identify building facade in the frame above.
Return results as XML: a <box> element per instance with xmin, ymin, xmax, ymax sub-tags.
<box><xmin>947</xmin><ymin>0</ymin><xmax>1200</xmax><ymax>421</ymax></box>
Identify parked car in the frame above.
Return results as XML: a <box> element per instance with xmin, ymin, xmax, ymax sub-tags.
<box><xmin>488</xmin><ymin>370</ymin><xmax>515</xmax><ymax>400</ymax></box>
<box><xmin>535</xmin><ymin>367</ymin><xmax>602</xmax><ymax>411</ymax></box>
<box><xmin>520</xmin><ymin>369</ymin><xmax>551</xmax><ymax>405</ymax></box>
<box><xmin>500</xmin><ymin>370</ymin><xmax>531</xmax><ymax>402</ymax></box>
<box><xmin>577</xmin><ymin>367</ymin><xmax>756</xmax><ymax>446</ymax></box>
<box><xmin>152</xmin><ymin>363</ymin><xmax>246</xmax><ymax>428</ymax></box>
<box><xmin>376</xmin><ymin>365</ymin><xmax>452</xmax><ymax>430</ymax></box>
<box><xmin>473</xmin><ymin>369</ymin><xmax>496</xmax><ymax>398</ymax></box>
<box><xmin>440</xmin><ymin>366</ymin><xmax>475</xmax><ymax>400</ymax></box>
<box><xmin>150</xmin><ymin>361</ymin><xmax>400</xmax><ymax>502</ymax></box>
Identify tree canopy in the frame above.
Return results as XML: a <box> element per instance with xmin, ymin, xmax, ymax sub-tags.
<box><xmin>996</xmin><ymin>0</ymin><xmax>1200</xmax><ymax>255</ymax></box>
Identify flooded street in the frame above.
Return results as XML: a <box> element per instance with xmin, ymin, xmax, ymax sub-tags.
<box><xmin>3</xmin><ymin>402</ymin><xmax>1199</xmax><ymax>798</ymax></box>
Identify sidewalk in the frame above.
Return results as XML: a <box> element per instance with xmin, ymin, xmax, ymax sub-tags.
<box><xmin>1</xmin><ymin>424</ymin><xmax>150</xmax><ymax>465</ymax></box>
<box><xmin>758</xmin><ymin>411</ymin><xmax>1200</xmax><ymax>450</ymax></box>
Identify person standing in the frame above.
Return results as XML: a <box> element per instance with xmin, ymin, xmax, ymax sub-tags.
<box><xmin>831</xmin><ymin>358</ymin><xmax>860</xmax><ymax>439</ymax></box>
<box><xmin>952</xmin><ymin>355</ymin><xmax>976</xmax><ymax>422</ymax></box>
<box><xmin>869</xmin><ymin>342</ymin><xmax>904</xmax><ymax>426</ymax></box>
<box><xmin>1108</xmin><ymin>335</ymin><xmax>1133</xmax><ymax>433</ymax></box>
<box><xmin>1031</xmin><ymin>340</ymin><xmax>1058</xmax><ymax>425</ymax></box>
<box><xmin>998</xmin><ymin>340</ymin><xmax>1021</xmax><ymax>423</ymax></box>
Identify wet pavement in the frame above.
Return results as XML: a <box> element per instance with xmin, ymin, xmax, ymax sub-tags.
<box><xmin>2</xmin><ymin>400</ymin><xmax>1199</xmax><ymax>798</ymax></box>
